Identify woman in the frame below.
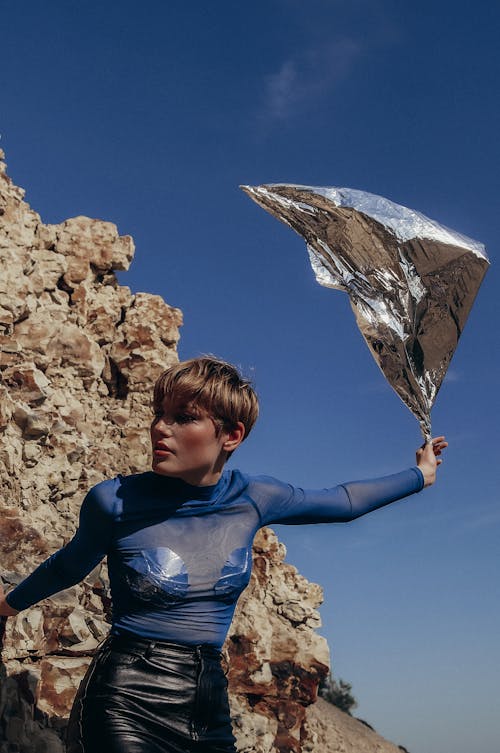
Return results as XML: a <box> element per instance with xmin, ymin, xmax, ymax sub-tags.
<box><xmin>0</xmin><ymin>357</ymin><xmax>447</xmax><ymax>753</ymax></box>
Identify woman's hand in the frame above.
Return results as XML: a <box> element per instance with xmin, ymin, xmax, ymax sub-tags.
<box><xmin>0</xmin><ymin>581</ymin><xmax>19</xmax><ymax>617</ymax></box>
<box><xmin>416</xmin><ymin>436</ymin><xmax>448</xmax><ymax>488</ymax></box>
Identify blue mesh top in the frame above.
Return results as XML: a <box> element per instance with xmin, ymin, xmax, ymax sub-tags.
<box><xmin>7</xmin><ymin>467</ymin><xmax>424</xmax><ymax>647</ymax></box>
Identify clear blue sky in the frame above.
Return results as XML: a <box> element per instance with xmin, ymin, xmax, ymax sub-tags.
<box><xmin>2</xmin><ymin>2</ymin><xmax>499</xmax><ymax>752</ymax></box>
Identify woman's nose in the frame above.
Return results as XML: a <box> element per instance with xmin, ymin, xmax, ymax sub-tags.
<box><xmin>155</xmin><ymin>417</ymin><xmax>174</xmax><ymax>434</ymax></box>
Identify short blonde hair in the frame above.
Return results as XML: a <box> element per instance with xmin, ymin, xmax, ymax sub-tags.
<box><xmin>153</xmin><ymin>357</ymin><xmax>259</xmax><ymax>440</ymax></box>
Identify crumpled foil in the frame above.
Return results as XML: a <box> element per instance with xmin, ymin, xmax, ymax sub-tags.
<box><xmin>241</xmin><ymin>184</ymin><xmax>490</xmax><ymax>440</ymax></box>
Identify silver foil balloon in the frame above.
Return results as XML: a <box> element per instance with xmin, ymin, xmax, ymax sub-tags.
<box><xmin>242</xmin><ymin>184</ymin><xmax>489</xmax><ymax>441</ymax></box>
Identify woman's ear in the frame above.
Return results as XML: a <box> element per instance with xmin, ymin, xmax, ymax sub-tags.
<box><xmin>222</xmin><ymin>422</ymin><xmax>245</xmax><ymax>452</ymax></box>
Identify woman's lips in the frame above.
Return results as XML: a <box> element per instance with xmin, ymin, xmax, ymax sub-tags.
<box><xmin>153</xmin><ymin>444</ymin><xmax>173</xmax><ymax>457</ymax></box>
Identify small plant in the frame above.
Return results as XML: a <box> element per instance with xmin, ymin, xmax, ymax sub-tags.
<box><xmin>318</xmin><ymin>672</ymin><xmax>358</xmax><ymax>714</ymax></box>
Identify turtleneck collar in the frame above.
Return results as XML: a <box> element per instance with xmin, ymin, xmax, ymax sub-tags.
<box><xmin>147</xmin><ymin>469</ymin><xmax>231</xmax><ymax>503</ymax></box>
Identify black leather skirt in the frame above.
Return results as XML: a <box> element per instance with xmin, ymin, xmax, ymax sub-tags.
<box><xmin>66</xmin><ymin>633</ymin><xmax>237</xmax><ymax>753</ymax></box>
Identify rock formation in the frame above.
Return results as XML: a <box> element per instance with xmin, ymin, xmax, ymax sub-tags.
<box><xmin>0</xmin><ymin>149</ymin><xmax>405</xmax><ymax>753</ymax></box>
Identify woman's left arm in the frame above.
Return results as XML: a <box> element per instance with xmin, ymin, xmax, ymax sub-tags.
<box><xmin>256</xmin><ymin>436</ymin><xmax>448</xmax><ymax>526</ymax></box>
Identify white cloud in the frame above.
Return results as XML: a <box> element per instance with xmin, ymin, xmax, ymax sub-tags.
<box><xmin>261</xmin><ymin>38</ymin><xmax>363</xmax><ymax>122</ymax></box>
<box><xmin>265</xmin><ymin>60</ymin><xmax>300</xmax><ymax>120</ymax></box>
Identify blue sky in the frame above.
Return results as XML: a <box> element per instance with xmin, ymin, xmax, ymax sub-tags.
<box><xmin>2</xmin><ymin>2</ymin><xmax>499</xmax><ymax>752</ymax></box>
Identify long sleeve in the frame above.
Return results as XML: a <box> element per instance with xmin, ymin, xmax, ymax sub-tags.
<box><xmin>249</xmin><ymin>467</ymin><xmax>425</xmax><ymax>526</ymax></box>
<box><xmin>6</xmin><ymin>484</ymin><xmax>114</xmax><ymax>611</ymax></box>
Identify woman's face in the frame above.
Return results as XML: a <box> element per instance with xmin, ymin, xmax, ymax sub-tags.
<box><xmin>150</xmin><ymin>401</ymin><xmax>232</xmax><ymax>486</ymax></box>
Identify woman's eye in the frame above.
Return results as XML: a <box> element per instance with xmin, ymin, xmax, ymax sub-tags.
<box><xmin>151</xmin><ymin>409</ymin><xmax>199</xmax><ymax>424</ymax></box>
<box><xmin>176</xmin><ymin>413</ymin><xmax>197</xmax><ymax>424</ymax></box>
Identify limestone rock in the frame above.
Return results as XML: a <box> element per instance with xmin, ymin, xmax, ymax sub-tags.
<box><xmin>55</xmin><ymin>215</ymin><xmax>134</xmax><ymax>284</ymax></box>
<box><xmin>226</xmin><ymin>529</ymin><xmax>330</xmax><ymax>753</ymax></box>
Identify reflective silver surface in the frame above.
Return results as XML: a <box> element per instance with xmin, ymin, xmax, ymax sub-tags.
<box><xmin>242</xmin><ymin>184</ymin><xmax>490</xmax><ymax>440</ymax></box>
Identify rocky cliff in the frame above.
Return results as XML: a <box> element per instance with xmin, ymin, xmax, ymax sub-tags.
<box><xmin>0</xmin><ymin>150</ymin><xmax>405</xmax><ymax>753</ymax></box>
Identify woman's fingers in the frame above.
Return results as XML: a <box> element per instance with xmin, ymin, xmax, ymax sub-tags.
<box><xmin>433</xmin><ymin>441</ymin><xmax>448</xmax><ymax>456</ymax></box>
<box><xmin>424</xmin><ymin>436</ymin><xmax>448</xmax><ymax>455</ymax></box>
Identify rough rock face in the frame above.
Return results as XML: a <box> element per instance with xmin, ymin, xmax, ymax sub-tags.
<box><xmin>227</xmin><ymin>528</ymin><xmax>329</xmax><ymax>753</ymax></box>
<box><xmin>0</xmin><ymin>150</ymin><xmax>404</xmax><ymax>753</ymax></box>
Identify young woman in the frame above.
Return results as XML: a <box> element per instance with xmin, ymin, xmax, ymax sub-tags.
<box><xmin>0</xmin><ymin>357</ymin><xmax>447</xmax><ymax>753</ymax></box>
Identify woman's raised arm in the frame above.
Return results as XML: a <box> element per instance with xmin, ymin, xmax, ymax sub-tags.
<box><xmin>251</xmin><ymin>436</ymin><xmax>448</xmax><ymax>526</ymax></box>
